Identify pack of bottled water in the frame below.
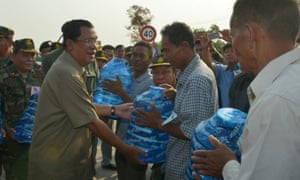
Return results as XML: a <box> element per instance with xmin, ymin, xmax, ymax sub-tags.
<box><xmin>14</xmin><ymin>93</ymin><xmax>39</xmax><ymax>143</ymax></box>
<box><xmin>125</xmin><ymin>86</ymin><xmax>174</xmax><ymax>163</ymax></box>
<box><xmin>185</xmin><ymin>108</ymin><xmax>247</xmax><ymax>180</ymax></box>
<box><xmin>93</xmin><ymin>58</ymin><xmax>133</xmax><ymax>105</ymax></box>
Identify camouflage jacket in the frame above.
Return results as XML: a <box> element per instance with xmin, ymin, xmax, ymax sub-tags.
<box><xmin>0</xmin><ymin>56</ymin><xmax>13</xmax><ymax>74</ymax></box>
<box><xmin>0</xmin><ymin>63</ymin><xmax>44</xmax><ymax>127</ymax></box>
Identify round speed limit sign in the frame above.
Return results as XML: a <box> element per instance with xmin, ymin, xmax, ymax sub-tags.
<box><xmin>140</xmin><ymin>25</ymin><xmax>157</xmax><ymax>42</ymax></box>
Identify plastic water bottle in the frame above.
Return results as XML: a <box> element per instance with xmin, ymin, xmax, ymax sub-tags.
<box><xmin>0</xmin><ymin>97</ymin><xmax>2</xmax><ymax>144</ymax></box>
<box><xmin>93</xmin><ymin>58</ymin><xmax>133</xmax><ymax>105</ymax></box>
<box><xmin>185</xmin><ymin>108</ymin><xmax>247</xmax><ymax>180</ymax></box>
<box><xmin>14</xmin><ymin>93</ymin><xmax>39</xmax><ymax>143</ymax></box>
<box><xmin>125</xmin><ymin>86</ymin><xmax>174</xmax><ymax>163</ymax></box>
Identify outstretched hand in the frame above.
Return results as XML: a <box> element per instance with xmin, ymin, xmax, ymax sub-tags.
<box><xmin>191</xmin><ymin>135</ymin><xmax>236</xmax><ymax>178</ymax></box>
<box><xmin>135</xmin><ymin>103</ymin><xmax>163</xmax><ymax>130</ymax></box>
<box><xmin>102</xmin><ymin>75</ymin><xmax>123</xmax><ymax>94</ymax></box>
<box><xmin>115</xmin><ymin>103</ymin><xmax>134</xmax><ymax>119</ymax></box>
<box><xmin>122</xmin><ymin>144</ymin><xmax>147</xmax><ymax>165</ymax></box>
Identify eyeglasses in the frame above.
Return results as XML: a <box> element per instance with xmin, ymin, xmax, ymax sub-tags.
<box><xmin>76</xmin><ymin>38</ymin><xmax>97</xmax><ymax>46</ymax></box>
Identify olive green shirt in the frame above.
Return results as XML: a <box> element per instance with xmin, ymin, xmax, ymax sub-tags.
<box><xmin>29</xmin><ymin>51</ymin><xmax>99</xmax><ymax>180</ymax></box>
<box><xmin>41</xmin><ymin>47</ymin><xmax>99</xmax><ymax>96</ymax></box>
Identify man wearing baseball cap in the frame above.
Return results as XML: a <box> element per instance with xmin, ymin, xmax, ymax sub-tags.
<box><xmin>0</xmin><ymin>38</ymin><xmax>44</xmax><ymax>180</ymax></box>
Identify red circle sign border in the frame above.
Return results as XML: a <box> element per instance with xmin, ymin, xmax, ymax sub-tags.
<box><xmin>140</xmin><ymin>25</ymin><xmax>157</xmax><ymax>42</ymax></box>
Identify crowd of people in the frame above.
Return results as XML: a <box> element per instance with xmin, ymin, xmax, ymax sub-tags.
<box><xmin>0</xmin><ymin>0</ymin><xmax>300</xmax><ymax>180</ymax></box>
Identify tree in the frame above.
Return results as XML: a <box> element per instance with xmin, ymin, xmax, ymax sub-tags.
<box><xmin>126</xmin><ymin>5</ymin><xmax>153</xmax><ymax>43</ymax></box>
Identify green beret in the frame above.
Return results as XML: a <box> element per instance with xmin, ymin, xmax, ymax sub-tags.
<box><xmin>13</xmin><ymin>38</ymin><xmax>37</xmax><ymax>53</ymax></box>
<box><xmin>0</xmin><ymin>26</ymin><xmax>14</xmax><ymax>38</ymax></box>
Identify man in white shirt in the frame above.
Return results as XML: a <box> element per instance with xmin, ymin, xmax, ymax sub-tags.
<box><xmin>191</xmin><ymin>0</ymin><xmax>300</xmax><ymax>180</ymax></box>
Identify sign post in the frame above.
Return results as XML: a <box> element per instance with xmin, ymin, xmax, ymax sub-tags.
<box><xmin>140</xmin><ymin>25</ymin><xmax>157</xmax><ymax>43</ymax></box>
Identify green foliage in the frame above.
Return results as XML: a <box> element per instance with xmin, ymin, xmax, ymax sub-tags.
<box><xmin>126</xmin><ymin>5</ymin><xmax>153</xmax><ymax>43</ymax></box>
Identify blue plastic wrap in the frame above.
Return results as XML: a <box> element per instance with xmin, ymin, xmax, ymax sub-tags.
<box><xmin>125</xmin><ymin>86</ymin><xmax>174</xmax><ymax>163</ymax></box>
<box><xmin>185</xmin><ymin>108</ymin><xmax>247</xmax><ymax>180</ymax></box>
<box><xmin>93</xmin><ymin>58</ymin><xmax>133</xmax><ymax>106</ymax></box>
<box><xmin>14</xmin><ymin>93</ymin><xmax>39</xmax><ymax>143</ymax></box>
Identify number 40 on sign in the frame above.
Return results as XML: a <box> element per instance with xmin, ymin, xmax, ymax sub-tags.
<box><xmin>140</xmin><ymin>25</ymin><xmax>157</xmax><ymax>42</ymax></box>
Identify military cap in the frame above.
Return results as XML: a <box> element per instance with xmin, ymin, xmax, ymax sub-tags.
<box><xmin>13</xmin><ymin>38</ymin><xmax>37</xmax><ymax>53</ymax></box>
<box><xmin>0</xmin><ymin>26</ymin><xmax>14</xmax><ymax>38</ymax></box>
<box><xmin>149</xmin><ymin>55</ymin><xmax>171</xmax><ymax>68</ymax></box>
<box><xmin>51</xmin><ymin>42</ymin><xmax>62</xmax><ymax>50</ymax></box>
<box><xmin>125</xmin><ymin>46</ymin><xmax>133</xmax><ymax>56</ymax></box>
<box><xmin>95</xmin><ymin>50</ymin><xmax>108</xmax><ymax>61</ymax></box>
<box><xmin>39</xmin><ymin>40</ymin><xmax>53</xmax><ymax>52</ymax></box>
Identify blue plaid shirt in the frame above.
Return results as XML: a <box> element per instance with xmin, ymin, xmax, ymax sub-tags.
<box><xmin>165</xmin><ymin>56</ymin><xmax>218</xmax><ymax>180</ymax></box>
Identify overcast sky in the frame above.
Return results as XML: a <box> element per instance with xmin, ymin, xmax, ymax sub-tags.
<box><xmin>1</xmin><ymin>0</ymin><xmax>236</xmax><ymax>48</ymax></box>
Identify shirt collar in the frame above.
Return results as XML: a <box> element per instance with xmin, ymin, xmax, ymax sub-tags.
<box><xmin>225</xmin><ymin>63</ymin><xmax>240</xmax><ymax>71</ymax></box>
<box><xmin>62</xmin><ymin>51</ymin><xmax>86</xmax><ymax>77</ymax></box>
<box><xmin>134</xmin><ymin>70</ymin><xmax>152</xmax><ymax>83</ymax></box>
<box><xmin>249</xmin><ymin>47</ymin><xmax>300</xmax><ymax>102</ymax></box>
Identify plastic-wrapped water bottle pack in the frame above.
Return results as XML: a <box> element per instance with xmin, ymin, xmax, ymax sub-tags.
<box><xmin>14</xmin><ymin>93</ymin><xmax>39</xmax><ymax>143</ymax></box>
<box><xmin>126</xmin><ymin>86</ymin><xmax>174</xmax><ymax>163</ymax></box>
<box><xmin>93</xmin><ymin>58</ymin><xmax>133</xmax><ymax>106</ymax></box>
<box><xmin>185</xmin><ymin>108</ymin><xmax>247</xmax><ymax>180</ymax></box>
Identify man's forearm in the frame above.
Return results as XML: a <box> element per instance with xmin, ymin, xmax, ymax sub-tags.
<box><xmin>161</xmin><ymin>122</ymin><xmax>189</xmax><ymax>140</ymax></box>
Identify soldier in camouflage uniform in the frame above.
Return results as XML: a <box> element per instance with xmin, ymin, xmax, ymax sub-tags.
<box><xmin>0</xmin><ymin>26</ymin><xmax>14</xmax><ymax>73</ymax></box>
<box><xmin>0</xmin><ymin>25</ymin><xmax>14</xmax><ymax>178</ymax></box>
<box><xmin>0</xmin><ymin>38</ymin><xmax>44</xmax><ymax>180</ymax></box>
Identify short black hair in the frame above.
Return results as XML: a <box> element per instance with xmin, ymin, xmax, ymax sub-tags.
<box><xmin>161</xmin><ymin>22</ymin><xmax>195</xmax><ymax>48</ymax></box>
<box><xmin>115</xmin><ymin>44</ymin><xmax>124</xmax><ymax>50</ymax></box>
<box><xmin>222</xmin><ymin>43</ymin><xmax>232</xmax><ymax>52</ymax></box>
<box><xmin>61</xmin><ymin>19</ymin><xmax>94</xmax><ymax>48</ymax></box>
<box><xmin>133</xmin><ymin>41</ymin><xmax>153</xmax><ymax>59</ymax></box>
<box><xmin>102</xmin><ymin>44</ymin><xmax>115</xmax><ymax>51</ymax></box>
